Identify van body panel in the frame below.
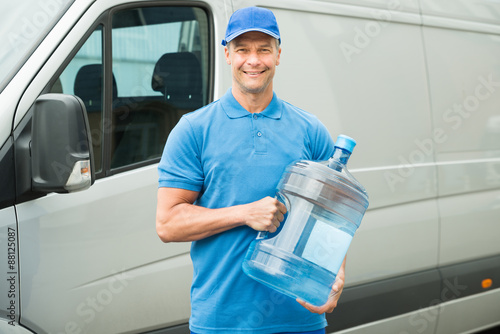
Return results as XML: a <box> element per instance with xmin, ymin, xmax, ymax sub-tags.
<box><xmin>17</xmin><ymin>166</ymin><xmax>192</xmax><ymax>333</ymax></box>
<box><xmin>318</xmin><ymin>0</ymin><xmax>421</xmax><ymax>15</ymax></box>
<box><xmin>238</xmin><ymin>0</ymin><xmax>422</xmax><ymax>25</ymax></box>
<box><xmin>438</xmin><ymin>191</ymin><xmax>500</xmax><ymax>266</ymax></box>
<box><xmin>346</xmin><ymin>200</ymin><xmax>439</xmax><ymax>285</ymax></box>
<box><xmin>420</xmin><ymin>0</ymin><xmax>500</xmax><ymax>26</ymax></box>
<box><xmin>0</xmin><ymin>319</ymin><xmax>34</xmax><ymax>334</ymax></box>
<box><xmin>421</xmin><ymin>6</ymin><xmax>500</xmax><ymax>269</ymax></box>
<box><xmin>436</xmin><ymin>288</ymin><xmax>500</xmax><ymax>334</ymax></box>
<box><xmin>0</xmin><ymin>93</ymin><xmax>15</xmax><ymax>151</ymax></box>
<box><xmin>423</xmin><ymin>27</ymin><xmax>500</xmax><ymax>156</ymax></box>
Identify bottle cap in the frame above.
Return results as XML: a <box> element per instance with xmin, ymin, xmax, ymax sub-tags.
<box><xmin>335</xmin><ymin>134</ymin><xmax>357</xmax><ymax>153</ymax></box>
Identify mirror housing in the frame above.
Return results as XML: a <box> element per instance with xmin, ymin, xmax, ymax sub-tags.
<box><xmin>31</xmin><ymin>94</ymin><xmax>95</xmax><ymax>193</ymax></box>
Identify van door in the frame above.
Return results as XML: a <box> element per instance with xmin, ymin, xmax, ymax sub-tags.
<box><xmin>420</xmin><ymin>0</ymin><xmax>500</xmax><ymax>332</ymax></box>
<box><xmin>13</xmin><ymin>2</ymin><xmax>217</xmax><ymax>333</ymax></box>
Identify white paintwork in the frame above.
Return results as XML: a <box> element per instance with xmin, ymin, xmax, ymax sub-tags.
<box><xmin>420</xmin><ymin>0</ymin><xmax>500</xmax><ymax>26</ymax></box>
<box><xmin>0</xmin><ymin>320</ymin><xmax>34</xmax><ymax>334</ymax></box>
<box><xmin>435</xmin><ymin>288</ymin><xmax>500</xmax><ymax>334</ymax></box>
<box><xmin>421</xmin><ymin>3</ymin><xmax>500</xmax><ymax>270</ymax></box>
<box><xmin>346</xmin><ymin>199</ymin><xmax>439</xmax><ymax>286</ymax></box>
<box><xmin>17</xmin><ymin>165</ymin><xmax>193</xmax><ymax>333</ymax></box>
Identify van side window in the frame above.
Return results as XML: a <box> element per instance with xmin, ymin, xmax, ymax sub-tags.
<box><xmin>110</xmin><ymin>7</ymin><xmax>210</xmax><ymax>168</ymax></box>
<box><xmin>49</xmin><ymin>25</ymin><xmax>104</xmax><ymax>173</ymax></box>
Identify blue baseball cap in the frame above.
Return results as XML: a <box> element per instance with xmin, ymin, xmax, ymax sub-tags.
<box><xmin>222</xmin><ymin>7</ymin><xmax>281</xmax><ymax>46</ymax></box>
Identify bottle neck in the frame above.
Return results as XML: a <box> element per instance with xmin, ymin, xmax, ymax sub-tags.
<box><xmin>328</xmin><ymin>147</ymin><xmax>352</xmax><ymax>171</ymax></box>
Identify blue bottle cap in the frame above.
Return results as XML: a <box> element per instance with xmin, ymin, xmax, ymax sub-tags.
<box><xmin>335</xmin><ymin>134</ymin><xmax>357</xmax><ymax>153</ymax></box>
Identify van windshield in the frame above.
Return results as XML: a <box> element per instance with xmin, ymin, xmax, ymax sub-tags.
<box><xmin>0</xmin><ymin>0</ymin><xmax>73</xmax><ymax>93</ymax></box>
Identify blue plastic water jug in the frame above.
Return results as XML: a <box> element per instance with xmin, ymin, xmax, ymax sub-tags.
<box><xmin>242</xmin><ymin>135</ymin><xmax>369</xmax><ymax>306</ymax></box>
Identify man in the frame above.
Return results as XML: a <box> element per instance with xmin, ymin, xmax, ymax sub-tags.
<box><xmin>156</xmin><ymin>6</ymin><xmax>345</xmax><ymax>334</ymax></box>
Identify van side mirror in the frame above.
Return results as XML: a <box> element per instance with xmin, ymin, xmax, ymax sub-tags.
<box><xmin>31</xmin><ymin>93</ymin><xmax>95</xmax><ymax>193</ymax></box>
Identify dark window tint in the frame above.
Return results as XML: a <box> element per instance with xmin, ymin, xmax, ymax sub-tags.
<box><xmin>49</xmin><ymin>26</ymin><xmax>104</xmax><ymax>173</ymax></box>
<box><xmin>110</xmin><ymin>7</ymin><xmax>210</xmax><ymax>168</ymax></box>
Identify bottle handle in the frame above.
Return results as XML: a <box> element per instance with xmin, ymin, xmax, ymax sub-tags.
<box><xmin>256</xmin><ymin>192</ymin><xmax>290</xmax><ymax>240</ymax></box>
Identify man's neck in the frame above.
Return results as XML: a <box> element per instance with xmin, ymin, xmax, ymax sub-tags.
<box><xmin>232</xmin><ymin>86</ymin><xmax>274</xmax><ymax>114</ymax></box>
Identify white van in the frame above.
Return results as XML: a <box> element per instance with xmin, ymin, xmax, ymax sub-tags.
<box><xmin>1</xmin><ymin>0</ymin><xmax>499</xmax><ymax>333</ymax></box>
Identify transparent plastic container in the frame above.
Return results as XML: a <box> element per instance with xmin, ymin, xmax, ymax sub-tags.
<box><xmin>242</xmin><ymin>135</ymin><xmax>369</xmax><ymax>306</ymax></box>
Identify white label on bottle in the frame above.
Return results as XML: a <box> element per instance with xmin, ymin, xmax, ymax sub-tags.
<box><xmin>302</xmin><ymin>220</ymin><xmax>352</xmax><ymax>274</ymax></box>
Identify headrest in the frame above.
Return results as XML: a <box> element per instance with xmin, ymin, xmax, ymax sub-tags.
<box><xmin>151</xmin><ymin>52</ymin><xmax>202</xmax><ymax>96</ymax></box>
<box><xmin>74</xmin><ymin>64</ymin><xmax>117</xmax><ymax>111</ymax></box>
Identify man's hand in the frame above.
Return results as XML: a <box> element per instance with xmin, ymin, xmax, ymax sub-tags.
<box><xmin>297</xmin><ymin>256</ymin><xmax>346</xmax><ymax>314</ymax></box>
<box><xmin>242</xmin><ymin>196</ymin><xmax>287</xmax><ymax>233</ymax></box>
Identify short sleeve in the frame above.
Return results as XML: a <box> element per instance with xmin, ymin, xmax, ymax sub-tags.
<box><xmin>158</xmin><ymin>117</ymin><xmax>204</xmax><ymax>191</ymax></box>
<box><xmin>312</xmin><ymin>120</ymin><xmax>335</xmax><ymax>161</ymax></box>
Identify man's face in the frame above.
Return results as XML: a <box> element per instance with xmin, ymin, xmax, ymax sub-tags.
<box><xmin>225</xmin><ymin>31</ymin><xmax>281</xmax><ymax>96</ymax></box>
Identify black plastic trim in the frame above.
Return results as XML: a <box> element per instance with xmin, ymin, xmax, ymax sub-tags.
<box><xmin>326</xmin><ymin>269</ymin><xmax>442</xmax><ymax>332</ymax></box>
<box><xmin>327</xmin><ymin>254</ymin><xmax>500</xmax><ymax>331</ymax></box>
<box><xmin>143</xmin><ymin>323</ymin><xmax>189</xmax><ymax>334</ymax></box>
<box><xmin>0</xmin><ymin>137</ymin><xmax>16</xmax><ymax>209</ymax></box>
<box><xmin>439</xmin><ymin>254</ymin><xmax>500</xmax><ymax>301</ymax></box>
<box><xmin>13</xmin><ymin>107</ymin><xmax>45</xmax><ymax>204</ymax></box>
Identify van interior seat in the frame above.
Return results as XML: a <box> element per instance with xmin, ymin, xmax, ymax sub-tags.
<box><xmin>73</xmin><ymin>53</ymin><xmax>204</xmax><ymax>169</ymax></box>
<box><xmin>74</xmin><ymin>64</ymin><xmax>118</xmax><ymax>170</ymax></box>
<box><xmin>151</xmin><ymin>51</ymin><xmax>203</xmax><ymax>110</ymax></box>
<box><xmin>74</xmin><ymin>64</ymin><xmax>117</xmax><ymax>113</ymax></box>
<box><xmin>111</xmin><ymin>52</ymin><xmax>205</xmax><ymax>168</ymax></box>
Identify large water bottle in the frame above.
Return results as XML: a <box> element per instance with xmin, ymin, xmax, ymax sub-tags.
<box><xmin>242</xmin><ymin>135</ymin><xmax>369</xmax><ymax>306</ymax></box>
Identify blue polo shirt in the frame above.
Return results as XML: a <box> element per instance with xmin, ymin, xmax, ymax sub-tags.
<box><xmin>158</xmin><ymin>89</ymin><xmax>335</xmax><ymax>334</ymax></box>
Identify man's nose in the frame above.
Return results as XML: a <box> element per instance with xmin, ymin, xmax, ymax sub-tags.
<box><xmin>246</xmin><ymin>51</ymin><xmax>261</xmax><ymax>65</ymax></box>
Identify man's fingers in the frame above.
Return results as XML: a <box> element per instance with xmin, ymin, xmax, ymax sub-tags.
<box><xmin>276</xmin><ymin>210</ymin><xmax>284</xmax><ymax>223</ymax></box>
<box><xmin>278</xmin><ymin>200</ymin><xmax>287</xmax><ymax>214</ymax></box>
<box><xmin>271</xmin><ymin>216</ymin><xmax>280</xmax><ymax>232</ymax></box>
<box><xmin>296</xmin><ymin>299</ymin><xmax>331</xmax><ymax>314</ymax></box>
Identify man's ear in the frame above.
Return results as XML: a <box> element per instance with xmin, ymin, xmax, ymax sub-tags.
<box><xmin>224</xmin><ymin>46</ymin><xmax>231</xmax><ymax>65</ymax></box>
<box><xmin>276</xmin><ymin>46</ymin><xmax>282</xmax><ymax>66</ymax></box>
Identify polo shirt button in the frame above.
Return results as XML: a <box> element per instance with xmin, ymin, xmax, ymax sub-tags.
<box><xmin>257</xmin><ymin>131</ymin><xmax>262</xmax><ymax>137</ymax></box>
<box><xmin>253</xmin><ymin>114</ymin><xmax>258</xmax><ymax>119</ymax></box>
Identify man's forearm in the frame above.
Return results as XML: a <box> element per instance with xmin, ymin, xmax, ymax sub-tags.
<box><xmin>157</xmin><ymin>202</ymin><xmax>246</xmax><ymax>242</ymax></box>
<box><xmin>155</xmin><ymin>188</ymin><xmax>286</xmax><ymax>243</ymax></box>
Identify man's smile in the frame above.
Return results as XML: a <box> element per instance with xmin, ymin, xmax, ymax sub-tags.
<box><xmin>243</xmin><ymin>69</ymin><xmax>266</xmax><ymax>76</ymax></box>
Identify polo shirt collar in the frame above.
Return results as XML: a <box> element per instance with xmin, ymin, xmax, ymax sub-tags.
<box><xmin>221</xmin><ymin>89</ymin><xmax>283</xmax><ymax>119</ymax></box>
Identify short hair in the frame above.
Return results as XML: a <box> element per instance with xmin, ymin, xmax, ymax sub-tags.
<box><xmin>226</xmin><ymin>38</ymin><xmax>280</xmax><ymax>53</ymax></box>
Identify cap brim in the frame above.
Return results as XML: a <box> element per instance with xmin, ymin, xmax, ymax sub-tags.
<box><xmin>222</xmin><ymin>28</ymin><xmax>280</xmax><ymax>46</ymax></box>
